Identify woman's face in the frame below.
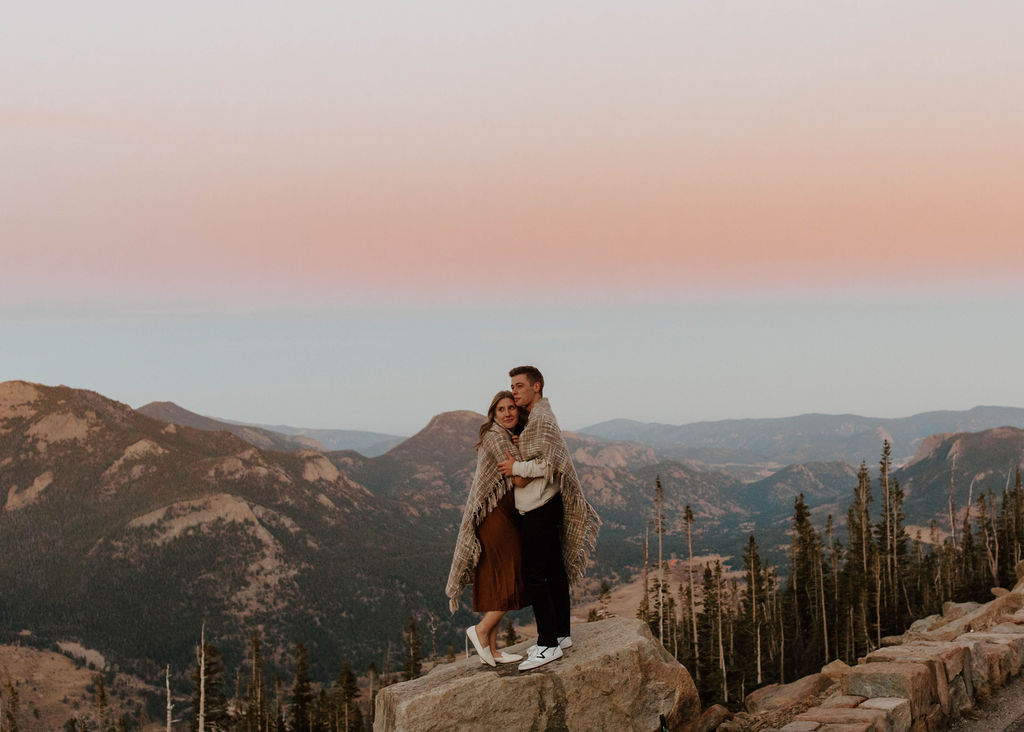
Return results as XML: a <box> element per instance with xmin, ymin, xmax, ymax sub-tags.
<box><xmin>494</xmin><ymin>397</ymin><xmax>519</xmax><ymax>430</ymax></box>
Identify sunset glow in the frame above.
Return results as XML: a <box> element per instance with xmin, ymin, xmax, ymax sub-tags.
<box><xmin>3</xmin><ymin>2</ymin><xmax>1023</xmax><ymax>306</ymax></box>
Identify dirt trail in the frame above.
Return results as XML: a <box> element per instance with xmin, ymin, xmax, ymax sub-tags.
<box><xmin>951</xmin><ymin>673</ymin><xmax>1024</xmax><ymax>731</ymax></box>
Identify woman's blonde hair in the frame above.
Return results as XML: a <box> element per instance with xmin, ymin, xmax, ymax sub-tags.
<box><xmin>475</xmin><ymin>390</ymin><xmax>525</xmax><ymax>448</ymax></box>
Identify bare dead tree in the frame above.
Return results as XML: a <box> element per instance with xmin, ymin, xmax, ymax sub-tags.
<box><xmin>198</xmin><ymin>620</ymin><xmax>207</xmax><ymax>732</ymax></box>
<box><xmin>166</xmin><ymin>665</ymin><xmax>174</xmax><ymax>732</ymax></box>
<box><xmin>716</xmin><ymin>563</ymin><xmax>727</xmax><ymax>703</ymax></box>
<box><xmin>656</xmin><ymin>477</ymin><xmax>665</xmax><ymax>645</ymax></box>
<box><xmin>427</xmin><ymin>612</ymin><xmax>439</xmax><ymax>661</ymax></box>
<box><xmin>818</xmin><ymin>544</ymin><xmax>829</xmax><ymax>661</ymax></box>
<box><xmin>684</xmin><ymin>505</ymin><xmax>699</xmax><ymax>681</ymax></box>
<box><xmin>949</xmin><ymin>454</ymin><xmax>958</xmax><ymax>547</ymax></box>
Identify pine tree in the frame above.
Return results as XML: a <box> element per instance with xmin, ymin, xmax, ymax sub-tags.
<box><xmin>655</xmin><ymin>476</ymin><xmax>666</xmax><ymax>645</ymax></box>
<box><xmin>333</xmin><ymin>659</ymin><xmax>362</xmax><ymax>732</ymax></box>
<box><xmin>94</xmin><ymin>673</ymin><xmax>108</xmax><ymax>732</ymax></box>
<box><xmin>503</xmin><ymin>620</ymin><xmax>519</xmax><ymax>646</ymax></box>
<box><xmin>739</xmin><ymin>535</ymin><xmax>765</xmax><ymax>687</ymax></box>
<box><xmin>696</xmin><ymin>564</ymin><xmax>721</xmax><ymax>702</ymax></box>
<box><xmin>785</xmin><ymin>494</ymin><xmax>828</xmax><ymax>676</ymax></box>
<box><xmin>190</xmin><ymin>642</ymin><xmax>229</xmax><ymax>732</ymax></box>
<box><xmin>2</xmin><ymin>678</ymin><xmax>20</xmax><ymax>732</ymax></box>
<box><xmin>879</xmin><ymin>440</ymin><xmax>895</xmax><ymax>613</ymax></box>
<box><xmin>402</xmin><ymin>616</ymin><xmax>422</xmax><ymax>681</ymax></box>
<box><xmin>598</xmin><ymin>580</ymin><xmax>612</xmax><ymax>619</ymax></box>
<box><xmin>243</xmin><ymin>631</ymin><xmax>267</xmax><ymax>732</ymax></box>
<box><xmin>638</xmin><ymin>523</ymin><xmax>651</xmax><ymax>624</ymax></box>
<box><xmin>684</xmin><ymin>504</ymin><xmax>699</xmax><ymax>681</ymax></box>
<box><xmin>845</xmin><ymin>461</ymin><xmax>875</xmax><ymax>656</ymax></box>
<box><xmin>271</xmin><ymin>675</ymin><xmax>285</xmax><ymax>732</ymax></box>
<box><xmin>290</xmin><ymin>644</ymin><xmax>314</xmax><ymax>732</ymax></box>
<box><xmin>367</xmin><ymin>663</ymin><xmax>378</xmax><ymax>728</ymax></box>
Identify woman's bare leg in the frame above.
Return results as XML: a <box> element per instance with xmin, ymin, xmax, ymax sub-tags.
<box><xmin>476</xmin><ymin>611</ymin><xmax>505</xmax><ymax>655</ymax></box>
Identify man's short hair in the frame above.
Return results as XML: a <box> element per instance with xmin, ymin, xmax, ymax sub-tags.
<box><xmin>509</xmin><ymin>365</ymin><xmax>544</xmax><ymax>395</ymax></box>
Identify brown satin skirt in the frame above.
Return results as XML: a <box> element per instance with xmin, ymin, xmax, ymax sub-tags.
<box><xmin>472</xmin><ymin>491</ymin><xmax>527</xmax><ymax>612</ymax></box>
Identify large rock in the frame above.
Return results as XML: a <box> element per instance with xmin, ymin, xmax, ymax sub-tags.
<box><xmin>744</xmin><ymin>673</ymin><xmax>835</xmax><ymax>715</ymax></box>
<box><xmin>793</xmin><ymin>704</ymin><xmax>888</xmax><ymax>730</ymax></box>
<box><xmin>919</xmin><ymin>593</ymin><xmax>1024</xmax><ymax>641</ymax></box>
<box><xmin>859</xmin><ymin>697</ymin><xmax>912</xmax><ymax>732</ymax></box>
<box><xmin>697</xmin><ymin>704</ymin><xmax>731</xmax><ymax>732</ymax></box>
<box><xmin>373</xmin><ymin>617</ymin><xmax>700</xmax><ymax>731</ymax></box>
<box><xmin>968</xmin><ymin>632</ymin><xmax>1024</xmax><ymax>674</ymax></box>
<box><xmin>863</xmin><ymin>647</ymin><xmax>950</xmax><ymax>715</ymax></box>
<box><xmin>843</xmin><ymin>661</ymin><xmax>934</xmax><ymax>719</ymax></box>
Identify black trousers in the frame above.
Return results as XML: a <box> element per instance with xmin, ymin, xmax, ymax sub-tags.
<box><xmin>521</xmin><ymin>492</ymin><xmax>570</xmax><ymax>648</ymax></box>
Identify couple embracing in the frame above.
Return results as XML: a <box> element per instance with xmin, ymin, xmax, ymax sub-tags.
<box><xmin>445</xmin><ymin>365</ymin><xmax>601</xmax><ymax>672</ymax></box>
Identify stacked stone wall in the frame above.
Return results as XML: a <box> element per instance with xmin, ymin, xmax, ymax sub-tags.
<box><xmin>704</xmin><ymin>574</ymin><xmax>1024</xmax><ymax>731</ymax></box>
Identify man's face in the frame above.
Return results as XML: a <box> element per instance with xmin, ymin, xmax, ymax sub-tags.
<box><xmin>510</xmin><ymin>374</ymin><xmax>541</xmax><ymax>410</ymax></box>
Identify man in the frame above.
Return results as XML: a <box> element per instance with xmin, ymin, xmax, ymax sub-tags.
<box><xmin>497</xmin><ymin>365</ymin><xmax>600</xmax><ymax>671</ymax></box>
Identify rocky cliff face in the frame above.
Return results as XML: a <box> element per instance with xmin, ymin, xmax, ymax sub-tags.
<box><xmin>374</xmin><ymin>617</ymin><xmax>701</xmax><ymax>732</ymax></box>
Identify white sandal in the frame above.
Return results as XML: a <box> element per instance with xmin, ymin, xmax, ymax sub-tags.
<box><xmin>493</xmin><ymin>651</ymin><xmax>524</xmax><ymax>663</ymax></box>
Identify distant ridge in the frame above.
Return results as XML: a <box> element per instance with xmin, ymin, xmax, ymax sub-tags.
<box><xmin>135</xmin><ymin>401</ymin><xmax>322</xmax><ymax>452</ymax></box>
<box><xmin>579</xmin><ymin>406</ymin><xmax>1024</xmax><ymax>465</ymax></box>
<box><xmin>217</xmin><ymin>418</ymin><xmax>406</xmax><ymax>457</ymax></box>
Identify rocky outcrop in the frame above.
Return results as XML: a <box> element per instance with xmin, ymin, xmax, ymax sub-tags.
<box><xmin>721</xmin><ymin>579</ymin><xmax>1024</xmax><ymax>731</ymax></box>
<box><xmin>373</xmin><ymin>617</ymin><xmax>700</xmax><ymax>731</ymax></box>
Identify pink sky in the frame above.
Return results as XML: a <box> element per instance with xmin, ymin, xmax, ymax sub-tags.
<box><xmin>3</xmin><ymin>2</ymin><xmax>1023</xmax><ymax>307</ymax></box>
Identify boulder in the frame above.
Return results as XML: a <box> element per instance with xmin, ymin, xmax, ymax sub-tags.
<box><xmin>794</xmin><ymin>704</ymin><xmax>889</xmax><ymax>730</ymax></box>
<box><xmin>843</xmin><ymin>661</ymin><xmax>934</xmax><ymax>718</ymax></box>
<box><xmin>989</xmin><ymin>622</ymin><xmax>1024</xmax><ymax>635</ymax></box>
<box><xmin>972</xmin><ymin>639</ymin><xmax>1012</xmax><ymax>690</ymax></box>
<box><xmin>863</xmin><ymin>647</ymin><xmax>949</xmax><ymax>715</ymax></box>
<box><xmin>821</xmin><ymin>695</ymin><xmax>866</xmax><ymax>708</ymax></box>
<box><xmin>905</xmin><ymin>614</ymin><xmax>942</xmax><ymax>636</ymax></box>
<box><xmin>925</xmin><ymin>593</ymin><xmax>1024</xmax><ymax>640</ymax></box>
<box><xmin>859</xmin><ymin>697</ymin><xmax>912</xmax><ymax>732</ymax></box>
<box><xmin>900</xmin><ymin>640</ymin><xmax>974</xmax><ymax>710</ymax></box>
<box><xmin>744</xmin><ymin>673</ymin><xmax>835</xmax><ymax>714</ymax></box>
<box><xmin>941</xmin><ymin>601</ymin><xmax>980</xmax><ymax>621</ymax></box>
<box><xmin>373</xmin><ymin>617</ymin><xmax>700</xmax><ymax>731</ymax></box>
<box><xmin>697</xmin><ymin>704</ymin><xmax>731</xmax><ymax>732</ymax></box>
<box><xmin>947</xmin><ymin>675</ymin><xmax>972</xmax><ymax>714</ymax></box>
<box><xmin>822</xmin><ymin>659</ymin><xmax>853</xmax><ymax>681</ymax></box>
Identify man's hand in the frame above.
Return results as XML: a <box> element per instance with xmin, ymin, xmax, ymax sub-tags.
<box><xmin>497</xmin><ymin>453</ymin><xmax>516</xmax><ymax>477</ymax></box>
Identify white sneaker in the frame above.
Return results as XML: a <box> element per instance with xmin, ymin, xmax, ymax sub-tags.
<box><xmin>518</xmin><ymin>644</ymin><xmax>562</xmax><ymax>671</ymax></box>
<box><xmin>527</xmin><ymin>636</ymin><xmax>572</xmax><ymax>655</ymax></box>
<box><xmin>467</xmin><ymin>626</ymin><xmax>495</xmax><ymax>667</ymax></box>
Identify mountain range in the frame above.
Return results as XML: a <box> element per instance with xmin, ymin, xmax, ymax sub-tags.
<box><xmin>4</xmin><ymin>379</ymin><xmax>1024</xmax><ymax>695</ymax></box>
<box><xmin>579</xmin><ymin>406</ymin><xmax>1024</xmax><ymax>466</ymax></box>
<box><xmin>136</xmin><ymin>401</ymin><xmax>406</xmax><ymax>456</ymax></box>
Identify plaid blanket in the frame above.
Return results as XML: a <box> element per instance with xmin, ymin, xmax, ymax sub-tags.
<box><xmin>444</xmin><ymin>423</ymin><xmax>520</xmax><ymax>613</ymax></box>
<box><xmin>517</xmin><ymin>398</ymin><xmax>601</xmax><ymax>585</ymax></box>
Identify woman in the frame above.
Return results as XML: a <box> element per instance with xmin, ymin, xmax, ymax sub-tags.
<box><xmin>445</xmin><ymin>390</ymin><xmax>528</xmax><ymax>666</ymax></box>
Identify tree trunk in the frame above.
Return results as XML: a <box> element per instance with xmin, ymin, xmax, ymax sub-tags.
<box><xmin>818</xmin><ymin>549</ymin><xmax>829</xmax><ymax>661</ymax></box>
<box><xmin>198</xmin><ymin>621</ymin><xmax>206</xmax><ymax>732</ymax></box>
<box><xmin>687</xmin><ymin>515</ymin><xmax>699</xmax><ymax>680</ymax></box>
<box><xmin>166</xmin><ymin>665</ymin><xmax>173</xmax><ymax>732</ymax></box>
